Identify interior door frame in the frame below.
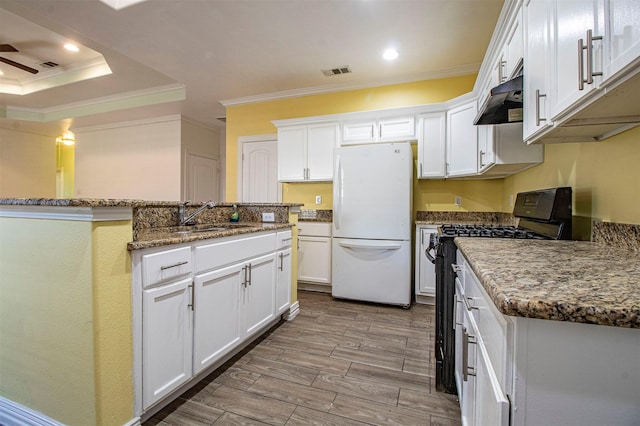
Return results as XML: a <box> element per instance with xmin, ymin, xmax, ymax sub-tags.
<box><xmin>237</xmin><ymin>133</ymin><xmax>282</xmax><ymax>202</ymax></box>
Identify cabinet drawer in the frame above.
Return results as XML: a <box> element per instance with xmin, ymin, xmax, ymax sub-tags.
<box><xmin>297</xmin><ymin>222</ymin><xmax>332</xmax><ymax>237</ymax></box>
<box><xmin>142</xmin><ymin>246</ymin><xmax>192</xmax><ymax>288</ymax></box>
<box><xmin>194</xmin><ymin>232</ymin><xmax>277</xmax><ymax>273</ymax></box>
<box><xmin>276</xmin><ymin>230</ymin><xmax>293</xmax><ymax>248</ymax></box>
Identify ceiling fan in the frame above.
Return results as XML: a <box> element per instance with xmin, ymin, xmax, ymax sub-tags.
<box><xmin>0</xmin><ymin>44</ymin><xmax>39</xmax><ymax>74</ymax></box>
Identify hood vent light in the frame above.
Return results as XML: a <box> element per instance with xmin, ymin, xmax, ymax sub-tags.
<box><xmin>322</xmin><ymin>66</ymin><xmax>351</xmax><ymax>77</ymax></box>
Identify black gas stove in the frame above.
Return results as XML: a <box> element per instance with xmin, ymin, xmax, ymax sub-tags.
<box><xmin>433</xmin><ymin>187</ymin><xmax>573</xmax><ymax>394</ymax></box>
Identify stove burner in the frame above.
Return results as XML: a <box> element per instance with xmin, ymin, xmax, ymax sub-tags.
<box><xmin>440</xmin><ymin>224</ymin><xmax>548</xmax><ymax>240</ymax></box>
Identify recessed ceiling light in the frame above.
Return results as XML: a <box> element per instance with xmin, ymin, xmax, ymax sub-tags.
<box><xmin>64</xmin><ymin>43</ymin><xmax>79</xmax><ymax>52</ymax></box>
<box><xmin>383</xmin><ymin>49</ymin><xmax>399</xmax><ymax>61</ymax></box>
<box><xmin>0</xmin><ymin>69</ymin><xmax>4</xmax><ymax>76</ymax></box>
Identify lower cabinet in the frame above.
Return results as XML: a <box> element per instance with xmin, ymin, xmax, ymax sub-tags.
<box><xmin>134</xmin><ymin>229</ymin><xmax>292</xmax><ymax>413</ymax></box>
<box><xmin>142</xmin><ymin>277</ymin><xmax>193</xmax><ymax>409</ymax></box>
<box><xmin>297</xmin><ymin>222</ymin><xmax>332</xmax><ymax>292</ymax></box>
<box><xmin>454</xmin><ymin>250</ymin><xmax>640</xmax><ymax>426</ymax></box>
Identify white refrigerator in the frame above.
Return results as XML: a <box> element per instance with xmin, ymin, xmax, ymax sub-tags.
<box><xmin>332</xmin><ymin>142</ymin><xmax>413</xmax><ymax>307</ymax></box>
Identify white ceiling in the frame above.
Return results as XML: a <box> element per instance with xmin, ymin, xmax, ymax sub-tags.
<box><xmin>0</xmin><ymin>0</ymin><xmax>504</xmax><ymax>134</ymax></box>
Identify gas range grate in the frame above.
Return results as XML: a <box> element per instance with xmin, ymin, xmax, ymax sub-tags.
<box><xmin>439</xmin><ymin>224</ymin><xmax>549</xmax><ymax>239</ymax></box>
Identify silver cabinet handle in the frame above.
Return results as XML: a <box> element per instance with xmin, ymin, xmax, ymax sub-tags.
<box><xmin>241</xmin><ymin>265</ymin><xmax>247</xmax><ymax>287</ymax></box>
<box><xmin>535</xmin><ymin>89</ymin><xmax>547</xmax><ymax>127</ymax></box>
<box><xmin>188</xmin><ymin>283</ymin><xmax>194</xmax><ymax>311</ymax></box>
<box><xmin>279</xmin><ymin>253</ymin><xmax>284</xmax><ymax>271</ymax></box>
<box><xmin>579</xmin><ymin>29</ymin><xmax>603</xmax><ymax>90</ymax></box>
<box><xmin>462</xmin><ymin>328</ymin><xmax>477</xmax><ymax>381</ymax></box>
<box><xmin>479</xmin><ymin>150</ymin><xmax>486</xmax><ymax>167</ymax></box>
<box><xmin>160</xmin><ymin>261</ymin><xmax>188</xmax><ymax>271</ymax></box>
<box><xmin>247</xmin><ymin>263</ymin><xmax>252</xmax><ymax>286</ymax></box>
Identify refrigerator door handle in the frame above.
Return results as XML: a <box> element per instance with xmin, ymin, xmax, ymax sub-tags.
<box><xmin>338</xmin><ymin>241</ymin><xmax>402</xmax><ymax>251</ymax></box>
<box><xmin>333</xmin><ymin>155</ymin><xmax>342</xmax><ymax>231</ymax></box>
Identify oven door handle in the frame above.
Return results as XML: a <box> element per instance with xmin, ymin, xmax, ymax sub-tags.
<box><xmin>425</xmin><ymin>234</ymin><xmax>437</xmax><ymax>264</ymax></box>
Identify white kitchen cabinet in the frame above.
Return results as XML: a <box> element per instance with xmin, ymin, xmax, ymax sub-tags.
<box><xmin>297</xmin><ymin>222</ymin><xmax>331</xmax><ymax>292</ymax></box>
<box><xmin>193</xmin><ymin>262</ymin><xmax>243</xmax><ymax>375</ymax></box>
<box><xmin>477</xmin><ymin>123</ymin><xmax>544</xmax><ymax>177</ymax></box>
<box><xmin>417</xmin><ymin>112</ymin><xmax>446</xmax><ymax>179</ymax></box>
<box><xmin>455</xmin><ymin>250</ymin><xmax>640</xmax><ymax>426</ymax></box>
<box><xmin>446</xmin><ymin>100</ymin><xmax>478</xmax><ymax>177</ymax></box>
<box><xmin>605</xmin><ymin>0</ymin><xmax>640</xmax><ymax>79</ymax></box>
<box><xmin>242</xmin><ymin>252</ymin><xmax>277</xmax><ymax>337</ymax></box>
<box><xmin>276</xmin><ymin>230</ymin><xmax>292</xmax><ymax>315</ymax></box>
<box><xmin>415</xmin><ymin>225</ymin><xmax>437</xmax><ymax>302</ymax></box>
<box><xmin>523</xmin><ymin>0</ymin><xmax>554</xmax><ymax>141</ymax></box>
<box><xmin>497</xmin><ymin>6</ymin><xmax>524</xmax><ymax>84</ymax></box>
<box><xmin>142</xmin><ymin>277</ymin><xmax>193</xmax><ymax>409</ymax></box>
<box><xmin>277</xmin><ymin>122</ymin><xmax>338</xmax><ymax>181</ymax></box>
<box><xmin>549</xmin><ymin>0</ymin><xmax>605</xmax><ymax>119</ymax></box>
<box><xmin>341</xmin><ymin>116</ymin><xmax>416</xmax><ymax>145</ymax></box>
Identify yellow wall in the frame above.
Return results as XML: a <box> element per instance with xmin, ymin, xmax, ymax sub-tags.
<box><xmin>0</xmin><ymin>217</ymin><xmax>133</xmax><ymax>425</ymax></box>
<box><xmin>504</xmin><ymin>126</ymin><xmax>640</xmax><ymax>226</ymax></box>
<box><xmin>57</xmin><ymin>143</ymin><xmax>75</xmax><ymax>197</ymax></box>
<box><xmin>226</xmin><ymin>74</ymin><xmax>478</xmax><ymax>201</ymax></box>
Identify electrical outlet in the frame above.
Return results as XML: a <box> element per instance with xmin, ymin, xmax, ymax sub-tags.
<box><xmin>454</xmin><ymin>196</ymin><xmax>462</xmax><ymax>206</ymax></box>
<box><xmin>509</xmin><ymin>194</ymin><xmax>514</xmax><ymax>207</ymax></box>
<box><xmin>315</xmin><ymin>195</ymin><xmax>322</xmax><ymax>205</ymax></box>
<box><xmin>262</xmin><ymin>212</ymin><xmax>275</xmax><ymax>222</ymax></box>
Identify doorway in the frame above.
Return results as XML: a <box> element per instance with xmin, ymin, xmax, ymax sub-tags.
<box><xmin>238</xmin><ymin>135</ymin><xmax>280</xmax><ymax>202</ymax></box>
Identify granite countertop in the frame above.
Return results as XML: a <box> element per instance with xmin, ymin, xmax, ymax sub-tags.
<box><xmin>455</xmin><ymin>238</ymin><xmax>640</xmax><ymax>328</ymax></box>
<box><xmin>129</xmin><ymin>222</ymin><xmax>293</xmax><ymax>250</ymax></box>
<box><xmin>0</xmin><ymin>198</ymin><xmax>302</xmax><ymax>208</ymax></box>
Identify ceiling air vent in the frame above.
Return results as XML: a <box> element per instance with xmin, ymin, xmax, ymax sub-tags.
<box><xmin>322</xmin><ymin>66</ymin><xmax>351</xmax><ymax>77</ymax></box>
<box><xmin>39</xmin><ymin>61</ymin><xmax>59</xmax><ymax>69</ymax></box>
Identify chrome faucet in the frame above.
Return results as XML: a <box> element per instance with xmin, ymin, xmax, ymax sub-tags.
<box><xmin>179</xmin><ymin>200</ymin><xmax>216</xmax><ymax>226</ymax></box>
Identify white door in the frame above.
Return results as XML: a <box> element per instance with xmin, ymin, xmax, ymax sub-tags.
<box><xmin>242</xmin><ymin>140</ymin><xmax>278</xmax><ymax>202</ymax></box>
<box><xmin>298</xmin><ymin>236</ymin><xmax>332</xmax><ymax>284</ymax></box>
<box><xmin>186</xmin><ymin>153</ymin><xmax>219</xmax><ymax>202</ymax></box>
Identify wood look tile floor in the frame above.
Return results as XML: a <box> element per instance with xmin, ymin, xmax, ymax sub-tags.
<box><xmin>144</xmin><ymin>291</ymin><xmax>461</xmax><ymax>426</ymax></box>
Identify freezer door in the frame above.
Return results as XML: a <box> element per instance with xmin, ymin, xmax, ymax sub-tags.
<box><xmin>331</xmin><ymin>238</ymin><xmax>411</xmax><ymax>306</ymax></box>
<box><xmin>333</xmin><ymin>143</ymin><xmax>412</xmax><ymax>240</ymax></box>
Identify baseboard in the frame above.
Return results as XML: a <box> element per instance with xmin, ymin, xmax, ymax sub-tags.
<box><xmin>122</xmin><ymin>417</ymin><xmax>142</xmax><ymax>426</ymax></box>
<box><xmin>283</xmin><ymin>301</ymin><xmax>300</xmax><ymax>321</ymax></box>
<box><xmin>415</xmin><ymin>294</ymin><xmax>435</xmax><ymax>305</ymax></box>
<box><xmin>297</xmin><ymin>282</ymin><xmax>331</xmax><ymax>293</ymax></box>
<box><xmin>0</xmin><ymin>397</ymin><xmax>65</xmax><ymax>426</ymax></box>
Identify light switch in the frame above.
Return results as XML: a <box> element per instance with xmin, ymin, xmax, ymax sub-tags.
<box><xmin>315</xmin><ymin>195</ymin><xmax>322</xmax><ymax>205</ymax></box>
<box><xmin>262</xmin><ymin>212</ymin><xmax>275</xmax><ymax>222</ymax></box>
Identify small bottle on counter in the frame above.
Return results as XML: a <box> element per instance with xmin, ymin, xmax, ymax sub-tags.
<box><xmin>230</xmin><ymin>204</ymin><xmax>239</xmax><ymax>222</ymax></box>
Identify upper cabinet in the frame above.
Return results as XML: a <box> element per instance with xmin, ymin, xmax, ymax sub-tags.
<box><xmin>417</xmin><ymin>112</ymin><xmax>446</xmax><ymax>179</ymax></box>
<box><xmin>446</xmin><ymin>100</ymin><xmax>479</xmax><ymax>178</ymax></box>
<box><xmin>523</xmin><ymin>0</ymin><xmax>640</xmax><ymax>144</ymax></box>
<box><xmin>276</xmin><ymin>122</ymin><xmax>338</xmax><ymax>182</ymax></box>
<box><xmin>341</xmin><ymin>116</ymin><xmax>416</xmax><ymax>145</ymax></box>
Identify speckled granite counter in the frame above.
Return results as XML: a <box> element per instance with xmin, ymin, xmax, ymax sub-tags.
<box><xmin>129</xmin><ymin>222</ymin><xmax>293</xmax><ymax>250</ymax></box>
<box><xmin>298</xmin><ymin>209</ymin><xmax>332</xmax><ymax>222</ymax></box>
<box><xmin>455</xmin><ymin>238</ymin><xmax>640</xmax><ymax>328</ymax></box>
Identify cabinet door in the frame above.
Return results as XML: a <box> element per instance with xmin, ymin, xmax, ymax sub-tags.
<box><xmin>446</xmin><ymin>101</ymin><xmax>478</xmax><ymax>177</ymax></box>
<box><xmin>307</xmin><ymin>123</ymin><xmax>338</xmax><ymax>181</ymax></box>
<box><xmin>605</xmin><ymin>0</ymin><xmax>640</xmax><ymax>79</ymax></box>
<box><xmin>503</xmin><ymin>8</ymin><xmax>524</xmax><ymax>80</ymax></box>
<box><xmin>243</xmin><ymin>253</ymin><xmax>277</xmax><ymax>337</ymax></box>
<box><xmin>277</xmin><ymin>126</ymin><xmax>306</xmax><ymax>181</ymax></box>
<box><xmin>474</xmin><ymin>329</ymin><xmax>510</xmax><ymax>426</ymax></box>
<box><xmin>459</xmin><ymin>302</ymin><xmax>477</xmax><ymax>426</ymax></box>
<box><xmin>416</xmin><ymin>227</ymin><xmax>437</xmax><ymax>296</ymax></box>
<box><xmin>276</xmin><ymin>247</ymin><xmax>292</xmax><ymax>315</ymax></box>
<box><xmin>550</xmin><ymin>0</ymin><xmax>605</xmax><ymax>119</ymax></box>
<box><xmin>298</xmin><ymin>236</ymin><xmax>332</xmax><ymax>285</ymax></box>
<box><xmin>477</xmin><ymin>125</ymin><xmax>496</xmax><ymax>173</ymax></box>
<box><xmin>142</xmin><ymin>277</ymin><xmax>193</xmax><ymax>409</ymax></box>
<box><xmin>379</xmin><ymin>116</ymin><xmax>416</xmax><ymax>141</ymax></box>
<box><xmin>418</xmin><ymin>112</ymin><xmax>446</xmax><ymax>179</ymax></box>
<box><xmin>341</xmin><ymin>121</ymin><xmax>376</xmax><ymax>145</ymax></box>
<box><xmin>523</xmin><ymin>0</ymin><xmax>553</xmax><ymax>141</ymax></box>
<box><xmin>192</xmin><ymin>263</ymin><xmax>243</xmax><ymax>375</ymax></box>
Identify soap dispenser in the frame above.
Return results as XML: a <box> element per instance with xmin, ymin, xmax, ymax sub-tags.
<box><xmin>230</xmin><ymin>204</ymin><xmax>239</xmax><ymax>222</ymax></box>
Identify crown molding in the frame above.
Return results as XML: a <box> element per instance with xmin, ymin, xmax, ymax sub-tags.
<box><xmin>220</xmin><ymin>63</ymin><xmax>480</xmax><ymax>107</ymax></box>
<box><xmin>3</xmin><ymin>83</ymin><xmax>186</xmax><ymax>123</ymax></box>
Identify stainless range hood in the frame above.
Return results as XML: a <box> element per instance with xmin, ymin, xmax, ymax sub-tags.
<box><xmin>474</xmin><ymin>75</ymin><xmax>523</xmax><ymax>125</ymax></box>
